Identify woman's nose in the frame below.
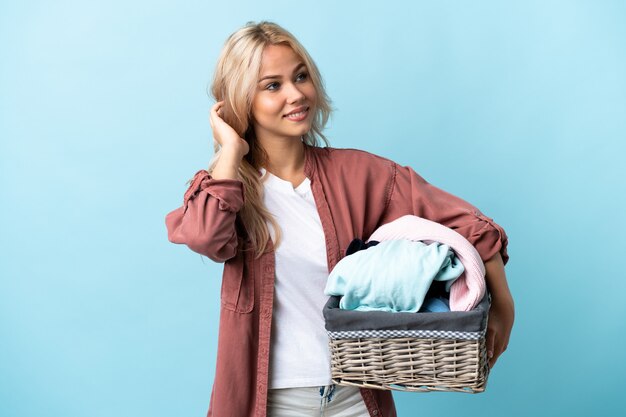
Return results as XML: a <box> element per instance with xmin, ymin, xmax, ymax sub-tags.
<box><xmin>284</xmin><ymin>81</ymin><xmax>306</xmax><ymax>103</ymax></box>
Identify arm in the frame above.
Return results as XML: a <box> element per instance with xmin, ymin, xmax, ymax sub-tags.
<box><xmin>382</xmin><ymin>163</ymin><xmax>513</xmax><ymax>367</ymax></box>
<box><xmin>165</xmin><ymin>101</ymin><xmax>249</xmax><ymax>262</ymax></box>
<box><xmin>165</xmin><ymin>169</ymin><xmax>244</xmax><ymax>262</ymax></box>
<box><xmin>382</xmin><ymin>163</ymin><xmax>509</xmax><ymax>264</ymax></box>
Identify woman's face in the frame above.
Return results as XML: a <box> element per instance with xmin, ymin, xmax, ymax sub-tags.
<box><xmin>251</xmin><ymin>44</ymin><xmax>317</xmax><ymax>144</ymax></box>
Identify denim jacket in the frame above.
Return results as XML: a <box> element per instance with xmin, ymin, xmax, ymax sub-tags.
<box><xmin>165</xmin><ymin>144</ymin><xmax>509</xmax><ymax>417</ymax></box>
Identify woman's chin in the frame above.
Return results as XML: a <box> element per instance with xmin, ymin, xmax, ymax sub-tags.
<box><xmin>284</xmin><ymin>125</ymin><xmax>312</xmax><ymax>138</ymax></box>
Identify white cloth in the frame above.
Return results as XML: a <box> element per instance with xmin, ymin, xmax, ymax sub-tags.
<box><xmin>267</xmin><ymin>385</ymin><xmax>369</xmax><ymax>417</ymax></box>
<box><xmin>261</xmin><ymin>168</ymin><xmax>333</xmax><ymax>389</ymax></box>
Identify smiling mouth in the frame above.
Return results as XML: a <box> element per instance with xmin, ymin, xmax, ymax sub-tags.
<box><xmin>283</xmin><ymin>107</ymin><xmax>309</xmax><ymax>121</ymax></box>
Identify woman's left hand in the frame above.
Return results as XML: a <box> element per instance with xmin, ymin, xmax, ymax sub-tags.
<box><xmin>483</xmin><ymin>252</ymin><xmax>515</xmax><ymax>369</ymax></box>
<box><xmin>486</xmin><ymin>291</ymin><xmax>514</xmax><ymax>369</ymax></box>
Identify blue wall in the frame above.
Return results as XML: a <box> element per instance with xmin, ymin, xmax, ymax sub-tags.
<box><xmin>1</xmin><ymin>1</ymin><xmax>625</xmax><ymax>416</ymax></box>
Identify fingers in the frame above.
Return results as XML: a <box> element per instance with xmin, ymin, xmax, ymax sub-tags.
<box><xmin>485</xmin><ymin>299</ymin><xmax>514</xmax><ymax>370</ymax></box>
<box><xmin>486</xmin><ymin>327</ymin><xmax>495</xmax><ymax>364</ymax></box>
<box><xmin>494</xmin><ymin>337</ymin><xmax>510</xmax><ymax>366</ymax></box>
<box><xmin>209</xmin><ymin>101</ymin><xmax>224</xmax><ymax>128</ymax></box>
<box><xmin>489</xmin><ymin>347</ymin><xmax>499</xmax><ymax>368</ymax></box>
<box><xmin>489</xmin><ymin>344</ymin><xmax>504</xmax><ymax>369</ymax></box>
<box><xmin>487</xmin><ymin>331</ymin><xmax>511</xmax><ymax>369</ymax></box>
<box><xmin>212</xmin><ymin>101</ymin><xmax>224</xmax><ymax>117</ymax></box>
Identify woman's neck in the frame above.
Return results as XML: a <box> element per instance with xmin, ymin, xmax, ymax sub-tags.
<box><xmin>260</xmin><ymin>137</ymin><xmax>306</xmax><ymax>186</ymax></box>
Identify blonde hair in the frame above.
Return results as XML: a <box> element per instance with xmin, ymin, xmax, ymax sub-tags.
<box><xmin>208</xmin><ymin>21</ymin><xmax>332</xmax><ymax>257</ymax></box>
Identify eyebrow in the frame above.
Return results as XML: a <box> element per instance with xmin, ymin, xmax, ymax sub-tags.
<box><xmin>258</xmin><ymin>62</ymin><xmax>306</xmax><ymax>83</ymax></box>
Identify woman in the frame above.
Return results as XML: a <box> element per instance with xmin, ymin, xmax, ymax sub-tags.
<box><xmin>166</xmin><ymin>21</ymin><xmax>514</xmax><ymax>417</ymax></box>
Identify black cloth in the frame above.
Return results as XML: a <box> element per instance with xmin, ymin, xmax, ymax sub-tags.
<box><xmin>345</xmin><ymin>238</ymin><xmax>380</xmax><ymax>256</ymax></box>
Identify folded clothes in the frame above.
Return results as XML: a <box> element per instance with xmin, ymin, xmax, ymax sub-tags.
<box><xmin>369</xmin><ymin>215</ymin><xmax>486</xmax><ymax>311</ymax></box>
<box><xmin>324</xmin><ymin>239</ymin><xmax>464</xmax><ymax>312</ymax></box>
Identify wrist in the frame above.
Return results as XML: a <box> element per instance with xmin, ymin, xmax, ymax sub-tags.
<box><xmin>211</xmin><ymin>145</ymin><xmax>245</xmax><ymax>180</ymax></box>
<box><xmin>220</xmin><ymin>144</ymin><xmax>246</xmax><ymax>160</ymax></box>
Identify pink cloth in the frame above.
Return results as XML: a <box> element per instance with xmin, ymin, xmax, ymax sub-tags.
<box><xmin>368</xmin><ymin>215</ymin><xmax>486</xmax><ymax>311</ymax></box>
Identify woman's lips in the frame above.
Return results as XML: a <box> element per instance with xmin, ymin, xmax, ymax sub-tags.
<box><xmin>283</xmin><ymin>107</ymin><xmax>309</xmax><ymax>121</ymax></box>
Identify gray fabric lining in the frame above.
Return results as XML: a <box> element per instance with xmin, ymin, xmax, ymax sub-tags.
<box><xmin>323</xmin><ymin>292</ymin><xmax>490</xmax><ymax>333</ymax></box>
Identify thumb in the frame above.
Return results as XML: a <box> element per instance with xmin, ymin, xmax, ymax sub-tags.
<box><xmin>486</xmin><ymin>327</ymin><xmax>496</xmax><ymax>363</ymax></box>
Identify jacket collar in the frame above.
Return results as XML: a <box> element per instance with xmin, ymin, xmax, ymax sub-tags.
<box><xmin>303</xmin><ymin>142</ymin><xmax>316</xmax><ymax>179</ymax></box>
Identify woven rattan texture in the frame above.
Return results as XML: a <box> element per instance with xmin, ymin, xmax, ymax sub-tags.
<box><xmin>329</xmin><ymin>337</ymin><xmax>489</xmax><ymax>393</ymax></box>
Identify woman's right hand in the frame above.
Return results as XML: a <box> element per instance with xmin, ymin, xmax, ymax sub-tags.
<box><xmin>209</xmin><ymin>101</ymin><xmax>250</xmax><ymax>158</ymax></box>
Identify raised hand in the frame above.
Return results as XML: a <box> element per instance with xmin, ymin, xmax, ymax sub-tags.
<box><xmin>209</xmin><ymin>101</ymin><xmax>250</xmax><ymax>157</ymax></box>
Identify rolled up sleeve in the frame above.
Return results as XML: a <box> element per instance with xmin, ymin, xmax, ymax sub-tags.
<box><xmin>166</xmin><ymin>170</ymin><xmax>245</xmax><ymax>262</ymax></box>
<box><xmin>381</xmin><ymin>164</ymin><xmax>509</xmax><ymax>265</ymax></box>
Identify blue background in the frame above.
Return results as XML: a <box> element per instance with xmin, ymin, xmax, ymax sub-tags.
<box><xmin>1</xmin><ymin>1</ymin><xmax>625</xmax><ymax>416</ymax></box>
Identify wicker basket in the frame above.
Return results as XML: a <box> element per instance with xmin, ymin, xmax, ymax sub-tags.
<box><xmin>323</xmin><ymin>293</ymin><xmax>491</xmax><ymax>393</ymax></box>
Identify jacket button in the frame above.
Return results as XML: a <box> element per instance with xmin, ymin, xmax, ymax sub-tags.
<box><xmin>372</xmin><ymin>411</ymin><xmax>379</xmax><ymax>415</ymax></box>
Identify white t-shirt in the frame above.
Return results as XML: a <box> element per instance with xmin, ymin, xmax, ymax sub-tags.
<box><xmin>260</xmin><ymin>168</ymin><xmax>333</xmax><ymax>389</ymax></box>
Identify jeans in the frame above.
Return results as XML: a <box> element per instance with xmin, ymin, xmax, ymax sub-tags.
<box><xmin>267</xmin><ymin>384</ymin><xmax>370</xmax><ymax>417</ymax></box>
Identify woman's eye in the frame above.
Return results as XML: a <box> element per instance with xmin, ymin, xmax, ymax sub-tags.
<box><xmin>296</xmin><ymin>72</ymin><xmax>308</xmax><ymax>82</ymax></box>
<box><xmin>266</xmin><ymin>82</ymin><xmax>280</xmax><ymax>91</ymax></box>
